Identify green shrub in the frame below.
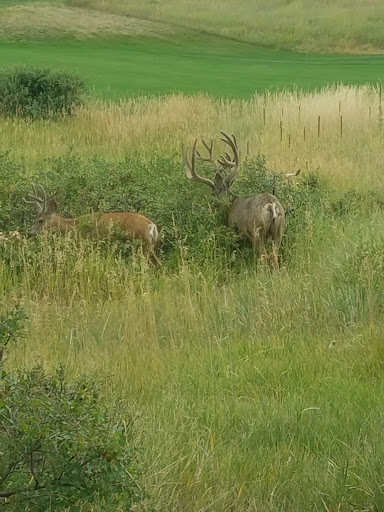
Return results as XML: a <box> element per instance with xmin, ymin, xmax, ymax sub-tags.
<box><xmin>0</xmin><ymin>307</ymin><xmax>144</xmax><ymax>511</ymax></box>
<box><xmin>0</xmin><ymin>151</ymin><xmax>328</xmax><ymax>268</ymax></box>
<box><xmin>0</xmin><ymin>367</ymin><xmax>143</xmax><ymax>510</ymax></box>
<box><xmin>0</xmin><ymin>66</ymin><xmax>86</xmax><ymax>119</ymax></box>
<box><xmin>0</xmin><ymin>306</ymin><xmax>26</xmax><ymax>370</ymax></box>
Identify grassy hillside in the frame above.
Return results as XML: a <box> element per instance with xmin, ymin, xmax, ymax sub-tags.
<box><xmin>67</xmin><ymin>0</ymin><xmax>384</xmax><ymax>53</ymax></box>
<box><xmin>0</xmin><ymin>1</ymin><xmax>176</xmax><ymax>40</ymax></box>
<box><xmin>2</xmin><ymin>86</ymin><xmax>384</xmax><ymax>510</ymax></box>
<box><xmin>1</xmin><ymin>38</ymin><xmax>383</xmax><ymax>100</ymax></box>
<box><xmin>1</xmin><ymin>3</ymin><xmax>384</xmax><ymax>511</ymax></box>
<box><xmin>1</xmin><ymin>0</ymin><xmax>384</xmax><ymax>53</ymax></box>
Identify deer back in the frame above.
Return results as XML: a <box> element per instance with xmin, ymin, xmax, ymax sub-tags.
<box><xmin>88</xmin><ymin>212</ymin><xmax>158</xmax><ymax>247</ymax></box>
<box><xmin>228</xmin><ymin>193</ymin><xmax>285</xmax><ymax>241</ymax></box>
<box><xmin>25</xmin><ymin>184</ymin><xmax>161</xmax><ymax>266</ymax></box>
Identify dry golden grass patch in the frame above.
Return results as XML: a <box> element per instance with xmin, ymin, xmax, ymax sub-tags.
<box><xmin>0</xmin><ymin>2</ymin><xmax>176</xmax><ymax>39</ymax></box>
<box><xmin>1</xmin><ymin>85</ymin><xmax>383</xmax><ymax>190</ymax></box>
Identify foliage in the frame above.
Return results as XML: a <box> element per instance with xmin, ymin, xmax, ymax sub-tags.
<box><xmin>0</xmin><ymin>307</ymin><xmax>144</xmax><ymax>511</ymax></box>
<box><xmin>0</xmin><ymin>151</ymin><xmax>329</xmax><ymax>269</ymax></box>
<box><xmin>0</xmin><ymin>367</ymin><xmax>143</xmax><ymax>510</ymax></box>
<box><xmin>0</xmin><ymin>66</ymin><xmax>86</xmax><ymax>119</ymax></box>
<box><xmin>0</xmin><ymin>306</ymin><xmax>26</xmax><ymax>371</ymax></box>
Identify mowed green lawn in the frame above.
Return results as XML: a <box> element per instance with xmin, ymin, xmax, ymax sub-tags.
<box><xmin>1</xmin><ymin>36</ymin><xmax>384</xmax><ymax>98</ymax></box>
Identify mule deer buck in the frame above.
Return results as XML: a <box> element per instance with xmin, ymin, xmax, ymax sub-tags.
<box><xmin>184</xmin><ymin>132</ymin><xmax>285</xmax><ymax>267</ymax></box>
<box><xmin>24</xmin><ymin>184</ymin><xmax>161</xmax><ymax>267</ymax></box>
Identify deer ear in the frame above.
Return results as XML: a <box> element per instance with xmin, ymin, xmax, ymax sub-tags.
<box><xmin>214</xmin><ymin>171</ymin><xmax>224</xmax><ymax>186</ymax></box>
<box><xmin>47</xmin><ymin>199</ymin><xmax>57</xmax><ymax>214</ymax></box>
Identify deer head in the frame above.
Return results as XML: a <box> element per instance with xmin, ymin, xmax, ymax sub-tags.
<box><xmin>184</xmin><ymin>132</ymin><xmax>286</xmax><ymax>269</ymax></box>
<box><xmin>24</xmin><ymin>184</ymin><xmax>58</xmax><ymax>234</ymax></box>
<box><xmin>184</xmin><ymin>131</ymin><xmax>240</xmax><ymax>199</ymax></box>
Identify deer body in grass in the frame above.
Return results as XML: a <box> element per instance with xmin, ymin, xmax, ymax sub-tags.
<box><xmin>184</xmin><ymin>132</ymin><xmax>285</xmax><ymax>267</ymax></box>
<box><xmin>24</xmin><ymin>185</ymin><xmax>161</xmax><ymax>267</ymax></box>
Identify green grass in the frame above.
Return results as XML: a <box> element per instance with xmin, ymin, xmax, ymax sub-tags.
<box><xmin>1</xmin><ymin>37</ymin><xmax>384</xmax><ymax>99</ymax></box>
<box><xmin>3</xmin><ymin>215</ymin><xmax>384</xmax><ymax>511</ymax></box>
<box><xmin>1</xmin><ymin>3</ymin><xmax>384</xmax><ymax>509</ymax></box>
<box><xmin>2</xmin><ymin>81</ymin><xmax>384</xmax><ymax>508</ymax></box>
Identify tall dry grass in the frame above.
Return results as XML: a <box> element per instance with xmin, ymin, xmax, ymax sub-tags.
<box><xmin>4</xmin><ymin>227</ymin><xmax>384</xmax><ymax>511</ymax></box>
<box><xmin>3</xmin><ymin>85</ymin><xmax>384</xmax><ymax>510</ymax></box>
<box><xmin>2</xmin><ymin>84</ymin><xmax>384</xmax><ymax>189</ymax></box>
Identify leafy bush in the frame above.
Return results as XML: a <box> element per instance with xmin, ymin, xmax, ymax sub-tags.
<box><xmin>0</xmin><ymin>307</ymin><xmax>144</xmax><ymax>510</ymax></box>
<box><xmin>0</xmin><ymin>367</ymin><xmax>143</xmax><ymax>510</ymax></box>
<box><xmin>0</xmin><ymin>66</ymin><xmax>86</xmax><ymax>119</ymax></box>
<box><xmin>0</xmin><ymin>151</ymin><xmax>329</xmax><ymax>268</ymax></box>
<box><xmin>0</xmin><ymin>306</ymin><xmax>26</xmax><ymax>370</ymax></box>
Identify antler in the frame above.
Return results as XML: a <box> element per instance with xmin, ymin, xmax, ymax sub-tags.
<box><xmin>184</xmin><ymin>139</ymin><xmax>215</xmax><ymax>189</ymax></box>
<box><xmin>24</xmin><ymin>183</ymin><xmax>47</xmax><ymax>214</ymax></box>
<box><xmin>195</xmin><ymin>139</ymin><xmax>217</xmax><ymax>166</ymax></box>
<box><xmin>218</xmin><ymin>132</ymin><xmax>240</xmax><ymax>185</ymax></box>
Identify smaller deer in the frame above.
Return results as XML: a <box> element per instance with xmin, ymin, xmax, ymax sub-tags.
<box><xmin>185</xmin><ymin>132</ymin><xmax>285</xmax><ymax>268</ymax></box>
<box><xmin>24</xmin><ymin>184</ymin><xmax>161</xmax><ymax>267</ymax></box>
<box><xmin>284</xmin><ymin>169</ymin><xmax>301</xmax><ymax>186</ymax></box>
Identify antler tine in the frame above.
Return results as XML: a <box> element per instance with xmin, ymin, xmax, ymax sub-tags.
<box><xmin>23</xmin><ymin>195</ymin><xmax>40</xmax><ymax>206</ymax></box>
<box><xmin>217</xmin><ymin>153</ymin><xmax>236</xmax><ymax>168</ymax></box>
<box><xmin>219</xmin><ymin>131</ymin><xmax>240</xmax><ymax>185</ymax></box>
<box><xmin>184</xmin><ymin>139</ymin><xmax>197</xmax><ymax>179</ymax></box>
<box><xmin>202</xmin><ymin>139</ymin><xmax>213</xmax><ymax>154</ymax></box>
<box><xmin>184</xmin><ymin>140</ymin><xmax>214</xmax><ymax>189</ymax></box>
<box><xmin>37</xmin><ymin>184</ymin><xmax>47</xmax><ymax>211</ymax></box>
<box><xmin>195</xmin><ymin>138</ymin><xmax>218</xmax><ymax>168</ymax></box>
<box><xmin>25</xmin><ymin>183</ymin><xmax>44</xmax><ymax>204</ymax></box>
<box><xmin>23</xmin><ymin>183</ymin><xmax>46</xmax><ymax>213</ymax></box>
<box><xmin>220</xmin><ymin>132</ymin><xmax>238</xmax><ymax>152</ymax></box>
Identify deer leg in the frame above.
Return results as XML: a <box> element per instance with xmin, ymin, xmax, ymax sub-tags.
<box><xmin>270</xmin><ymin>228</ymin><xmax>283</xmax><ymax>269</ymax></box>
<box><xmin>270</xmin><ymin>242</ymin><xmax>279</xmax><ymax>269</ymax></box>
<box><xmin>149</xmin><ymin>248</ymin><xmax>162</xmax><ymax>268</ymax></box>
<box><xmin>252</xmin><ymin>229</ymin><xmax>268</xmax><ymax>264</ymax></box>
<box><xmin>142</xmin><ymin>241</ymin><xmax>161</xmax><ymax>268</ymax></box>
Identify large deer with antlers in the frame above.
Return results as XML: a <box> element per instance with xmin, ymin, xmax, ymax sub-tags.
<box><xmin>24</xmin><ymin>184</ymin><xmax>161</xmax><ymax>267</ymax></box>
<box><xmin>184</xmin><ymin>132</ymin><xmax>285</xmax><ymax>267</ymax></box>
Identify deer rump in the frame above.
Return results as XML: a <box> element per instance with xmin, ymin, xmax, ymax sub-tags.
<box><xmin>228</xmin><ymin>193</ymin><xmax>285</xmax><ymax>247</ymax></box>
<box><xmin>78</xmin><ymin>212</ymin><xmax>160</xmax><ymax>264</ymax></box>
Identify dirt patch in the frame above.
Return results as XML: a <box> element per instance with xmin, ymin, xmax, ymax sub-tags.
<box><xmin>0</xmin><ymin>2</ymin><xmax>177</xmax><ymax>39</ymax></box>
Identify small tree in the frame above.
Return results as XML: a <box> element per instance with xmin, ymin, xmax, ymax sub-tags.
<box><xmin>0</xmin><ymin>66</ymin><xmax>86</xmax><ymax>119</ymax></box>
<box><xmin>0</xmin><ymin>307</ymin><xmax>144</xmax><ymax>511</ymax></box>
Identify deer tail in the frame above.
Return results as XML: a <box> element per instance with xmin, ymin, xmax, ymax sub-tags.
<box><xmin>270</xmin><ymin>203</ymin><xmax>278</xmax><ymax>223</ymax></box>
<box><xmin>149</xmin><ymin>223</ymin><xmax>158</xmax><ymax>243</ymax></box>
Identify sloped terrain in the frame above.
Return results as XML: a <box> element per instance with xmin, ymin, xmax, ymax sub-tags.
<box><xmin>67</xmin><ymin>0</ymin><xmax>384</xmax><ymax>53</ymax></box>
<box><xmin>0</xmin><ymin>2</ymin><xmax>177</xmax><ymax>40</ymax></box>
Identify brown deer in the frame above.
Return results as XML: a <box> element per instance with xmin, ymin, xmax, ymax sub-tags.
<box><xmin>24</xmin><ymin>184</ymin><xmax>161</xmax><ymax>267</ymax></box>
<box><xmin>184</xmin><ymin>132</ymin><xmax>285</xmax><ymax>268</ymax></box>
<box><xmin>284</xmin><ymin>168</ymin><xmax>301</xmax><ymax>186</ymax></box>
